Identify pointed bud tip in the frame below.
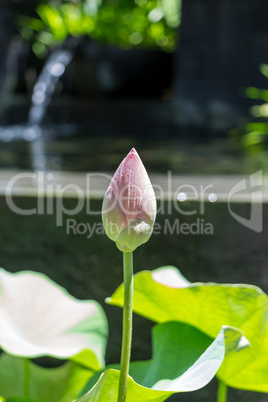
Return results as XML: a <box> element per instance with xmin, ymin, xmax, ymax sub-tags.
<box><xmin>126</xmin><ymin>148</ymin><xmax>141</xmax><ymax>163</ymax></box>
<box><xmin>129</xmin><ymin>148</ymin><xmax>138</xmax><ymax>156</ymax></box>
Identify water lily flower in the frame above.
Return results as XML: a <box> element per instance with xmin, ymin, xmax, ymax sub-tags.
<box><xmin>102</xmin><ymin>148</ymin><xmax>156</xmax><ymax>252</ymax></box>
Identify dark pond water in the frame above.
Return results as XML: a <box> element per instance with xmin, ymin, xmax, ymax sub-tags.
<box><xmin>0</xmin><ymin>196</ymin><xmax>267</xmax><ymax>401</ymax></box>
<box><xmin>0</xmin><ymin>128</ymin><xmax>267</xmax><ymax>175</ymax></box>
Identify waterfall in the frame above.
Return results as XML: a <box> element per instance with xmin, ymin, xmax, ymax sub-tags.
<box><xmin>28</xmin><ymin>49</ymin><xmax>73</xmax><ymax>171</ymax></box>
<box><xmin>0</xmin><ymin>48</ymin><xmax>73</xmax><ymax>171</ymax></box>
<box><xmin>28</xmin><ymin>50</ymin><xmax>72</xmax><ymax>127</ymax></box>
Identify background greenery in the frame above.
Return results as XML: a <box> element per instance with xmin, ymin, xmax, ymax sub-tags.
<box><xmin>18</xmin><ymin>0</ymin><xmax>181</xmax><ymax>57</ymax></box>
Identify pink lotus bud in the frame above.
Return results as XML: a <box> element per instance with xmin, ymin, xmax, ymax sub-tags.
<box><xmin>102</xmin><ymin>148</ymin><xmax>156</xmax><ymax>252</ymax></box>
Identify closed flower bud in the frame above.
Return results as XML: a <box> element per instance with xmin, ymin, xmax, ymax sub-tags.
<box><xmin>102</xmin><ymin>148</ymin><xmax>156</xmax><ymax>252</ymax></box>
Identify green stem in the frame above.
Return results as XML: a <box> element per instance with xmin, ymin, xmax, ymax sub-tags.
<box><xmin>118</xmin><ymin>251</ymin><xmax>133</xmax><ymax>402</ymax></box>
<box><xmin>24</xmin><ymin>358</ymin><xmax>30</xmax><ymax>397</ymax></box>
<box><xmin>217</xmin><ymin>380</ymin><xmax>228</xmax><ymax>402</ymax></box>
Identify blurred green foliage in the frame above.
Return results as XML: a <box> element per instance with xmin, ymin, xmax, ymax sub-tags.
<box><xmin>18</xmin><ymin>0</ymin><xmax>181</xmax><ymax>57</ymax></box>
<box><xmin>231</xmin><ymin>64</ymin><xmax>268</xmax><ymax>150</ymax></box>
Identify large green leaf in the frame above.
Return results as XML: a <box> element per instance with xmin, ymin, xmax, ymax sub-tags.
<box><xmin>0</xmin><ymin>268</ymin><xmax>108</xmax><ymax>371</ymax></box>
<box><xmin>75</xmin><ymin>369</ymin><xmax>172</xmax><ymax>402</ymax></box>
<box><xmin>76</xmin><ymin>323</ymin><xmax>247</xmax><ymax>401</ymax></box>
<box><xmin>108</xmin><ymin>266</ymin><xmax>268</xmax><ymax>392</ymax></box>
<box><xmin>128</xmin><ymin>322</ymin><xmax>248</xmax><ymax>391</ymax></box>
<box><xmin>6</xmin><ymin>399</ymin><xmax>42</xmax><ymax>402</ymax></box>
<box><xmin>0</xmin><ymin>353</ymin><xmax>93</xmax><ymax>401</ymax></box>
